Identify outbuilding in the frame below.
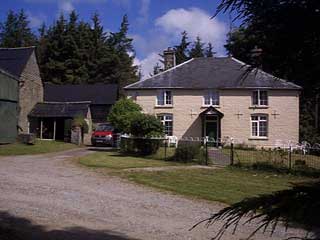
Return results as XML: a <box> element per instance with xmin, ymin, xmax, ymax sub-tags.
<box><xmin>0</xmin><ymin>69</ymin><xmax>19</xmax><ymax>143</ymax></box>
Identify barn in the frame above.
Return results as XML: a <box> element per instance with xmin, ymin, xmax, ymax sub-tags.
<box><xmin>0</xmin><ymin>69</ymin><xmax>19</xmax><ymax>143</ymax></box>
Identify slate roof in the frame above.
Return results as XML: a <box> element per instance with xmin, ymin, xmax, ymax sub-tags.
<box><xmin>29</xmin><ymin>102</ymin><xmax>90</xmax><ymax>118</ymax></box>
<box><xmin>0</xmin><ymin>47</ymin><xmax>35</xmax><ymax>78</ymax></box>
<box><xmin>44</xmin><ymin>83</ymin><xmax>118</xmax><ymax>105</ymax></box>
<box><xmin>125</xmin><ymin>57</ymin><xmax>301</xmax><ymax>90</ymax></box>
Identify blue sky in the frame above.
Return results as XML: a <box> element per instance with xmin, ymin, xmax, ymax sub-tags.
<box><xmin>0</xmin><ymin>0</ymin><xmax>238</xmax><ymax>78</ymax></box>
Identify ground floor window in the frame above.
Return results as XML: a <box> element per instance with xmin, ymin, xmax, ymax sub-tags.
<box><xmin>157</xmin><ymin>114</ymin><xmax>173</xmax><ymax>136</ymax></box>
<box><xmin>251</xmin><ymin>115</ymin><xmax>268</xmax><ymax>137</ymax></box>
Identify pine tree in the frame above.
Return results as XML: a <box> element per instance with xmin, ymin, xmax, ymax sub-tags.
<box><xmin>41</xmin><ymin>13</ymin><xmax>68</xmax><ymax>84</ymax></box>
<box><xmin>108</xmin><ymin>15</ymin><xmax>138</xmax><ymax>93</ymax></box>
<box><xmin>189</xmin><ymin>36</ymin><xmax>205</xmax><ymax>58</ymax></box>
<box><xmin>0</xmin><ymin>9</ymin><xmax>36</xmax><ymax>47</ymax></box>
<box><xmin>174</xmin><ymin>31</ymin><xmax>191</xmax><ymax>64</ymax></box>
<box><xmin>205</xmin><ymin>42</ymin><xmax>215</xmax><ymax>57</ymax></box>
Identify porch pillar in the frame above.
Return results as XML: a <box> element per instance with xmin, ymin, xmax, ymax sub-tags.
<box><xmin>40</xmin><ymin>119</ymin><xmax>43</xmax><ymax>139</ymax></box>
<box><xmin>53</xmin><ymin>119</ymin><xmax>56</xmax><ymax>140</ymax></box>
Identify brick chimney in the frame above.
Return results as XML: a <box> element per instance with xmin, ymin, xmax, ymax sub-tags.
<box><xmin>163</xmin><ymin>47</ymin><xmax>176</xmax><ymax>70</ymax></box>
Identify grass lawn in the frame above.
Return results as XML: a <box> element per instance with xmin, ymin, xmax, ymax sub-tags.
<box><xmin>120</xmin><ymin>167</ymin><xmax>310</xmax><ymax>204</ymax></box>
<box><xmin>78</xmin><ymin>151</ymin><xmax>183</xmax><ymax>170</ymax></box>
<box><xmin>146</xmin><ymin>147</ymin><xmax>176</xmax><ymax>160</ymax></box>
<box><xmin>0</xmin><ymin>140</ymin><xmax>77</xmax><ymax>156</ymax></box>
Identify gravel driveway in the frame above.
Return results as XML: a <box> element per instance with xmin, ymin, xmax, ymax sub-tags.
<box><xmin>0</xmin><ymin>148</ymin><xmax>303</xmax><ymax>240</ymax></box>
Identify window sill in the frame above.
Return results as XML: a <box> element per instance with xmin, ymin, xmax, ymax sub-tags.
<box><xmin>249</xmin><ymin>106</ymin><xmax>269</xmax><ymax>109</ymax></box>
<box><xmin>248</xmin><ymin>137</ymin><xmax>269</xmax><ymax>141</ymax></box>
<box><xmin>201</xmin><ymin>105</ymin><xmax>220</xmax><ymax>108</ymax></box>
<box><xmin>155</xmin><ymin>105</ymin><xmax>173</xmax><ymax>108</ymax></box>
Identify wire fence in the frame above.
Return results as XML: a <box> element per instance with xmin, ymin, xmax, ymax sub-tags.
<box><xmin>116</xmin><ymin>135</ymin><xmax>320</xmax><ymax>173</ymax></box>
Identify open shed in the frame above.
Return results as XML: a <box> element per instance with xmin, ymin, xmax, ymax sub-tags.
<box><xmin>28</xmin><ymin>102</ymin><xmax>92</xmax><ymax>142</ymax></box>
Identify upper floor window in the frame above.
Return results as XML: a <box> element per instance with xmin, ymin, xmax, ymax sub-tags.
<box><xmin>251</xmin><ymin>115</ymin><xmax>268</xmax><ymax>137</ymax></box>
<box><xmin>252</xmin><ymin>90</ymin><xmax>268</xmax><ymax>106</ymax></box>
<box><xmin>157</xmin><ymin>90</ymin><xmax>172</xmax><ymax>106</ymax></box>
<box><xmin>157</xmin><ymin>114</ymin><xmax>173</xmax><ymax>136</ymax></box>
<box><xmin>203</xmin><ymin>90</ymin><xmax>219</xmax><ymax>106</ymax></box>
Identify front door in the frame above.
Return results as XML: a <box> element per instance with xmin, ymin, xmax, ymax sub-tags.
<box><xmin>204</xmin><ymin>115</ymin><xmax>220</xmax><ymax>146</ymax></box>
<box><xmin>206</xmin><ymin>121</ymin><xmax>218</xmax><ymax>140</ymax></box>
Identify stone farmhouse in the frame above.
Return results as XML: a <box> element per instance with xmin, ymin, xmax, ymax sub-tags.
<box><xmin>125</xmin><ymin>49</ymin><xmax>301</xmax><ymax>147</ymax></box>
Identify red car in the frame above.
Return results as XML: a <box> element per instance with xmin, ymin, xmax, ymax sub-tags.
<box><xmin>91</xmin><ymin>123</ymin><xmax>115</xmax><ymax>146</ymax></box>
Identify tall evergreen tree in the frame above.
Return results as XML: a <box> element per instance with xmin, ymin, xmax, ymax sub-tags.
<box><xmin>0</xmin><ymin>9</ymin><xmax>36</xmax><ymax>47</ymax></box>
<box><xmin>174</xmin><ymin>31</ymin><xmax>191</xmax><ymax>64</ymax></box>
<box><xmin>108</xmin><ymin>15</ymin><xmax>138</xmax><ymax>93</ymax></box>
<box><xmin>205</xmin><ymin>42</ymin><xmax>215</xmax><ymax>57</ymax></box>
<box><xmin>189</xmin><ymin>36</ymin><xmax>205</xmax><ymax>58</ymax></box>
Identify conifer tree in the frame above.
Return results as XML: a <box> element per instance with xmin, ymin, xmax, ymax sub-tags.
<box><xmin>205</xmin><ymin>42</ymin><xmax>215</xmax><ymax>57</ymax></box>
<box><xmin>174</xmin><ymin>31</ymin><xmax>191</xmax><ymax>64</ymax></box>
<box><xmin>189</xmin><ymin>36</ymin><xmax>205</xmax><ymax>58</ymax></box>
<box><xmin>0</xmin><ymin>9</ymin><xmax>36</xmax><ymax>47</ymax></box>
<box><xmin>108</xmin><ymin>15</ymin><xmax>138</xmax><ymax>93</ymax></box>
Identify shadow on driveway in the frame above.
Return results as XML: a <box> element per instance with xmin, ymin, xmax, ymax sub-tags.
<box><xmin>0</xmin><ymin>211</ymin><xmax>138</xmax><ymax>240</ymax></box>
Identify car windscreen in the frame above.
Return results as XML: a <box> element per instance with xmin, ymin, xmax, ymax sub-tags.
<box><xmin>96</xmin><ymin>125</ymin><xmax>113</xmax><ymax>131</ymax></box>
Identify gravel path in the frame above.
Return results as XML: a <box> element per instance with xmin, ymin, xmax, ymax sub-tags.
<box><xmin>0</xmin><ymin>148</ymin><xmax>304</xmax><ymax>240</ymax></box>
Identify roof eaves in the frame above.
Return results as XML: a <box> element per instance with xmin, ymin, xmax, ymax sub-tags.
<box><xmin>124</xmin><ymin>58</ymin><xmax>195</xmax><ymax>89</ymax></box>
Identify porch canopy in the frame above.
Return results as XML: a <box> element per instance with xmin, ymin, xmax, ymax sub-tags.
<box><xmin>28</xmin><ymin>101</ymin><xmax>91</xmax><ymax>140</ymax></box>
<box><xmin>200</xmin><ymin>106</ymin><xmax>224</xmax><ymax>118</ymax></box>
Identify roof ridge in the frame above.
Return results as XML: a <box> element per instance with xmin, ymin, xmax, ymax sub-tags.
<box><xmin>42</xmin><ymin>101</ymin><xmax>92</xmax><ymax>104</ymax></box>
<box><xmin>124</xmin><ymin>58</ymin><xmax>194</xmax><ymax>89</ymax></box>
<box><xmin>0</xmin><ymin>46</ymin><xmax>36</xmax><ymax>50</ymax></box>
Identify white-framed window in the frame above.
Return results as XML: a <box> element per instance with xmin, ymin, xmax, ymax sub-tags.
<box><xmin>252</xmin><ymin>90</ymin><xmax>268</xmax><ymax>106</ymax></box>
<box><xmin>157</xmin><ymin>90</ymin><xmax>172</xmax><ymax>106</ymax></box>
<box><xmin>251</xmin><ymin>115</ymin><xmax>268</xmax><ymax>137</ymax></box>
<box><xmin>203</xmin><ymin>90</ymin><xmax>220</xmax><ymax>106</ymax></box>
<box><xmin>157</xmin><ymin>114</ymin><xmax>173</xmax><ymax>136</ymax></box>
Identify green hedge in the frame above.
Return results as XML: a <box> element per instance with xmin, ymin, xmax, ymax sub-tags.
<box><xmin>120</xmin><ymin>137</ymin><xmax>162</xmax><ymax>156</ymax></box>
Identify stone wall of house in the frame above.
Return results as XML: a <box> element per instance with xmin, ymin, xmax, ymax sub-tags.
<box><xmin>18</xmin><ymin>50</ymin><xmax>43</xmax><ymax>133</ymax></box>
<box><xmin>126</xmin><ymin>89</ymin><xmax>300</xmax><ymax>147</ymax></box>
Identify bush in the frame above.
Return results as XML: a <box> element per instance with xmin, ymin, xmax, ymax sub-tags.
<box><xmin>173</xmin><ymin>144</ymin><xmax>200</xmax><ymax>163</ymax></box>
<box><xmin>120</xmin><ymin>137</ymin><xmax>162</xmax><ymax>156</ymax></box>
<box><xmin>72</xmin><ymin>115</ymin><xmax>89</xmax><ymax>133</ymax></box>
<box><xmin>130</xmin><ymin>114</ymin><xmax>163</xmax><ymax>137</ymax></box>
<box><xmin>108</xmin><ymin>98</ymin><xmax>142</xmax><ymax>133</ymax></box>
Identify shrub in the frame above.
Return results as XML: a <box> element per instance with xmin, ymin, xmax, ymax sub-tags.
<box><xmin>72</xmin><ymin>115</ymin><xmax>89</xmax><ymax>133</ymax></box>
<box><xmin>120</xmin><ymin>137</ymin><xmax>162</xmax><ymax>156</ymax></box>
<box><xmin>130</xmin><ymin>114</ymin><xmax>163</xmax><ymax>137</ymax></box>
<box><xmin>173</xmin><ymin>144</ymin><xmax>200</xmax><ymax>163</ymax></box>
<box><xmin>108</xmin><ymin>98</ymin><xmax>142</xmax><ymax>133</ymax></box>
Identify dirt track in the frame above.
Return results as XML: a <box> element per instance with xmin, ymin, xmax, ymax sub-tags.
<box><xmin>0</xmin><ymin>148</ymin><xmax>304</xmax><ymax>240</ymax></box>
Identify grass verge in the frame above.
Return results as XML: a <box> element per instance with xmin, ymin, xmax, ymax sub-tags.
<box><xmin>120</xmin><ymin>167</ymin><xmax>310</xmax><ymax>204</ymax></box>
<box><xmin>0</xmin><ymin>140</ymin><xmax>77</xmax><ymax>156</ymax></box>
<box><xmin>78</xmin><ymin>151</ymin><xmax>183</xmax><ymax>170</ymax></box>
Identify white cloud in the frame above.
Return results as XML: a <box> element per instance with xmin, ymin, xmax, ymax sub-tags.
<box><xmin>135</xmin><ymin>7</ymin><xmax>228</xmax><ymax>80</ymax></box>
<box><xmin>137</xmin><ymin>0</ymin><xmax>150</xmax><ymax>25</ymax></box>
<box><xmin>134</xmin><ymin>52</ymin><xmax>162</xmax><ymax>79</ymax></box>
<box><xmin>155</xmin><ymin>8</ymin><xmax>228</xmax><ymax>55</ymax></box>
<box><xmin>24</xmin><ymin>0</ymin><xmax>108</xmax><ymax>14</ymax></box>
<box><xmin>27</xmin><ymin>12</ymin><xmax>47</xmax><ymax>28</ymax></box>
<box><xmin>58</xmin><ymin>1</ymin><xmax>74</xmax><ymax>13</ymax></box>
